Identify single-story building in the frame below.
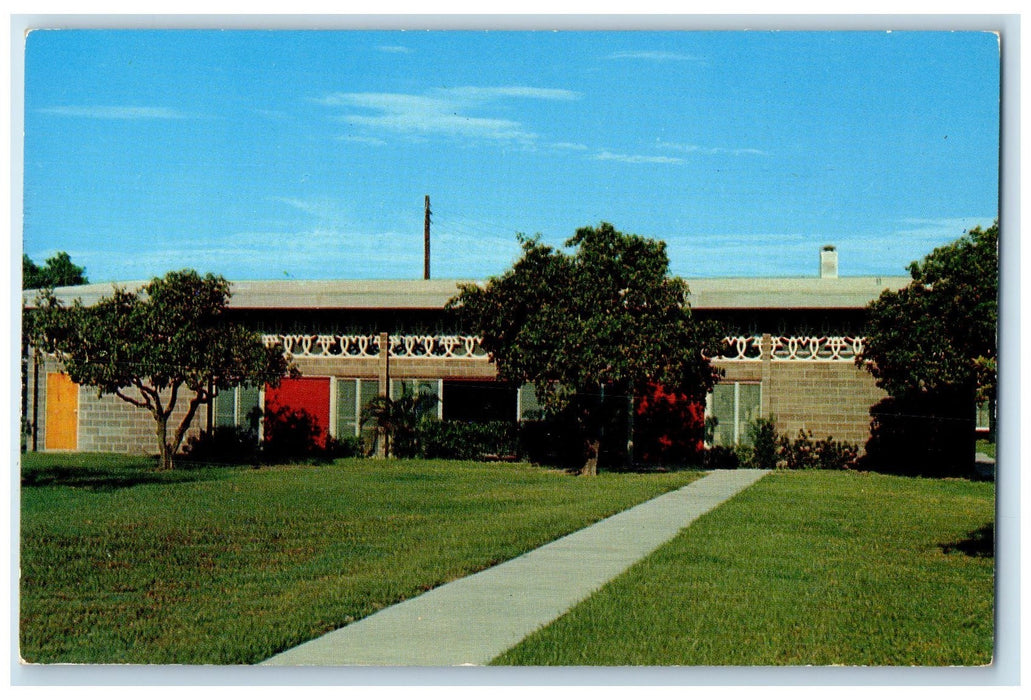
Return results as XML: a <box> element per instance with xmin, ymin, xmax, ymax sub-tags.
<box><xmin>26</xmin><ymin>247</ymin><xmax>958</xmax><ymax>460</ymax></box>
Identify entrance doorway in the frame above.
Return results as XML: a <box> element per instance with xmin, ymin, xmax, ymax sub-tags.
<box><xmin>44</xmin><ymin>372</ymin><xmax>78</xmax><ymax>450</ymax></box>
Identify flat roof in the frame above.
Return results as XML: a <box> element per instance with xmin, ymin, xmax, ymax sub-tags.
<box><xmin>685</xmin><ymin>276</ymin><xmax>910</xmax><ymax>309</ymax></box>
<box><xmin>24</xmin><ymin>275</ymin><xmax>911</xmax><ymax>311</ymax></box>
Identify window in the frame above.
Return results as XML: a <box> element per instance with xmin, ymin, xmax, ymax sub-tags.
<box><xmin>709</xmin><ymin>382</ymin><xmax>761</xmax><ymax>447</ymax></box>
<box><xmin>390</xmin><ymin>378</ymin><xmax>443</xmax><ymax>421</ymax></box>
<box><xmin>975</xmin><ymin>400</ymin><xmax>993</xmax><ymax>433</ymax></box>
<box><xmin>517</xmin><ymin>383</ymin><xmax>543</xmax><ymax>421</ymax></box>
<box><xmin>442</xmin><ymin>380</ymin><xmax>518</xmax><ymax>422</ymax></box>
<box><xmin>214</xmin><ymin>385</ymin><xmax>261</xmax><ymax>430</ymax></box>
<box><xmin>335</xmin><ymin>378</ymin><xmax>380</xmax><ymax>439</ymax></box>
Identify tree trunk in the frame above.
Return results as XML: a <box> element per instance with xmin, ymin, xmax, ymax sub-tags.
<box><xmin>156</xmin><ymin>414</ymin><xmax>174</xmax><ymax>470</ymax></box>
<box><xmin>580</xmin><ymin>438</ymin><xmax>600</xmax><ymax>476</ymax></box>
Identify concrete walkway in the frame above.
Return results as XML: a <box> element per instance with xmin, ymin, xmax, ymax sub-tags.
<box><xmin>261</xmin><ymin>468</ymin><xmax>769</xmax><ymax>667</ymax></box>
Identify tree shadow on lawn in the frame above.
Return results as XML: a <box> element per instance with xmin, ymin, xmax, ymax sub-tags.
<box><xmin>21</xmin><ymin>457</ymin><xmax>236</xmax><ymax>492</ymax></box>
<box><xmin>940</xmin><ymin>523</ymin><xmax>994</xmax><ymax>558</ymax></box>
<box><xmin>601</xmin><ymin>462</ymin><xmax>707</xmax><ymax>475</ymax></box>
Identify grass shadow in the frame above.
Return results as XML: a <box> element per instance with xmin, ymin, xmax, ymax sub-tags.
<box><xmin>20</xmin><ymin>456</ymin><xmax>237</xmax><ymax>492</ymax></box>
<box><xmin>604</xmin><ymin>462</ymin><xmax>706</xmax><ymax>475</ymax></box>
<box><xmin>940</xmin><ymin>523</ymin><xmax>994</xmax><ymax>558</ymax></box>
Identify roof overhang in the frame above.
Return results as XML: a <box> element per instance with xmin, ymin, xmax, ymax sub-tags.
<box><xmin>23</xmin><ymin>275</ymin><xmax>910</xmax><ymax>311</ymax></box>
<box><xmin>685</xmin><ymin>276</ymin><xmax>910</xmax><ymax>310</ymax></box>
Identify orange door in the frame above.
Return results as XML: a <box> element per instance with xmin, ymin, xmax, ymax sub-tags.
<box><xmin>45</xmin><ymin>373</ymin><xmax>78</xmax><ymax>450</ymax></box>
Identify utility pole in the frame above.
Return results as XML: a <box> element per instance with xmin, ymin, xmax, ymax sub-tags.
<box><xmin>423</xmin><ymin>195</ymin><xmax>431</xmax><ymax>280</ymax></box>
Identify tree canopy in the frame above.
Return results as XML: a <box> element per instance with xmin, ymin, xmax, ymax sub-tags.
<box><xmin>448</xmin><ymin>222</ymin><xmax>723</xmax><ymax>474</ymax></box>
<box><xmin>860</xmin><ymin>222</ymin><xmax>998</xmax><ymax>401</ymax></box>
<box><xmin>23</xmin><ymin>252</ymin><xmax>88</xmax><ymax>289</ymax></box>
<box><xmin>858</xmin><ymin>222</ymin><xmax>998</xmax><ymax>474</ymax></box>
<box><xmin>29</xmin><ymin>270</ymin><xmax>290</xmax><ymax>469</ymax></box>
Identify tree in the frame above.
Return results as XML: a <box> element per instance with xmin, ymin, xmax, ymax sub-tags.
<box><xmin>858</xmin><ymin>222</ymin><xmax>998</xmax><ymax>475</ymax></box>
<box><xmin>28</xmin><ymin>270</ymin><xmax>291</xmax><ymax>470</ymax></box>
<box><xmin>23</xmin><ymin>252</ymin><xmax>88</xmax><ymax>288</ymax></box>
<box><xmin>448</xmin><ymin>222</ymin><xmax>724</xmax><ymax>475</ymax></box>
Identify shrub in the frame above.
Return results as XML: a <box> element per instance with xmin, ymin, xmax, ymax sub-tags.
<box><xmin>778</xmin><ymin>429</ymin><xmax>819</xmax><ymax>469</ymax></box>
<box><xmin>704</xmin><ymin>445</ymin><xmax>740</xmax><ymax>470</ymax></box>
<box><xmin>633</xmin><ymin>383</ymin><xmax>706</xmax><ymax>465</ymax></box>
<box><xmin>323</xmin><ymin>435</ymin><xmax>365</xmax><ymax>459</ymax></box>
<box><xmin>747</xmin><ymin>417</ymin><xmax>779</xmax><ymax>470</ymax></box>
<box><xmin>182</xmin><ymin>426</ymin><xmax>260</xmax><ymax>466</ymax></box>
<box><xmin>361</xmin><ymin>387</ymin><xmax>439</xmax><ymax>458</ymax></box>
<box><xmin>418</xmin><ymin>421</ymin><xmax>520</xmax><ymax>460</ymax></box>
<box><xmin>813</xmin><ymin>435</ymin><xmax>860</xmax><ymax>471</ymax></box>
<box><xmin>778</xmin><ymin>429</ymin><xmax>858</xmax><ymax>470</ymax></box>
<box><xmin>263</xmin><ymin>405</ymin><xmax>330</xmax><ymax>463</ymax></box>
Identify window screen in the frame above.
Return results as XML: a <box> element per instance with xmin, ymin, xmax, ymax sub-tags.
<box><xmin>710</xmin><ymin>382</ymin><xmax>761</xmax><ymax>446</ymax></box>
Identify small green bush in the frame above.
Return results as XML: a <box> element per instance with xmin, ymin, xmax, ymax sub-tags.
<box><xmin>748</xmin><ymin>417</ymin><xmax>779</xmax><ymax>470</ymax></box>
<box><xmin>778</xmin><ymin>429</ymin><xmax>819</xmax><ymax>469</ymax></box>
<box><xmin>704</xmin><ymin>445</ymin><xmax>740</xmax><ymax>470</ymax></box>
<box><xmin>778</xmin><ymin>429</ymin><xmax>858</xmax><ymax>470</ymax></box>
<box><xmin>323</xmin><ymin>435</ymin><xmax>365</xmax><ymax>459</ymax></box>
<box><xmin>182</xmin><ymin>426</ymin><xmax>260</xmax><ymax>465</ymax></box>
<box><xmin>705</xmin><ymin>419</ymin><xmax>860</xmax><ymax>471</ymax></box>
<box><xmin>418</xmin><ymin>421</ymin><xmax>520</xmax><ymax>460</ymax></box>
<box><xmin>813</xmin><ymin>435</ymin><xmax>860</xmax><ymax>470</ymax></box>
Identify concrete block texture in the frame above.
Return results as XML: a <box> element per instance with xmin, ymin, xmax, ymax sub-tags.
<box><xmin>767</xmin><ymin>362</ymin><xmax>885</xmax><ymax>447</ymax></box>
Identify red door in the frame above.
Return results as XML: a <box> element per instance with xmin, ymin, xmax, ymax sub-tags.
<box><xmin>264</xmin><ymin>377</ymin><xmax>332</xmax><ymax>451</ymax></box>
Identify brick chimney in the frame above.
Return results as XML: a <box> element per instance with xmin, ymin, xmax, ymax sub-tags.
<box><xmin>820</xmin><ymin>245</ymin><xmax>838</xmax><ymax>279</ymax></box>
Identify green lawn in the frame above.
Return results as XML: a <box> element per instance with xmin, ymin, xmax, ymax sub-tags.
<box><xmin>976</xmin><ymin>438</ymin><xmax>996</xmax><ymax>459</ymax></box>
<box><xmin>19</xmin><ymin>453</ymin><xmax>701</xmax><ymax>664</ymax></box>
<box><xmin>494</xmin><ymin>470</ymin><xmax>994</xmax><ymax>666</ymax></box>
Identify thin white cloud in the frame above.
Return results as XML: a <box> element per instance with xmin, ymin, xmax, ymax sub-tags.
<box><xmin>347</xmin><ymin>110</ymin><xmax>532</xmax><ymax>141</ymax></box>
<box><xmin>318</xmin><ymin>85</ymin><xmax>581</xmax><ymax>144</ymax></box>
<box><xmin>319</xmin><ymin>92</ymin><xmax>446</xmax><ymax>111</ymax></box>
<box><xmin>660</xmin><ymin>141</ymin><xmax>770</xmax><ymax>157</ymax></box>
<box><xmin>38</xmin><ymin>105</ymin><xmax>193</xmax><ymax>120</ymax></box>
<box><xmin>338</xmin><ymin>135</ymin><xmax>387</xmax><ymax>146</ymax></box>
<box><xmin>273</xmin><ymin>197</ymin><xmax>350</xmax><ymax>223</ymax></box>
<box><xmin>593</xmin><ymin>151</ymin><xmax>684</xmax><ymax>165</ymax></box>
<box><xmin>441</xmin><ymin>86</ymin><xmax>580</xmax><ymax>101</ymax></box>
<box><xmin>377</xmin><ymin>45</ymin><xmax>413</xmax><ymax>54</ymax></box>
<box><xmin>254</xmin><ymin>108</ymin><xmax>290</xmax><ymax>120</ymax></box>
<box><xmin>608</xmin><ymin>51</ymin><xmax>701</xmax><ymax>62</ymax></box>
<box><xmin>892</xmin><ymin>217</ymin><xmax>998</xmax><ymax>248</ymax></box>
<box><xmin>898</xmin><ymin>216</ymin><xmax>995</xmax><ymax>229</ymax></box>
<box><xmin>661</xmin><ymin>216</ymin><xmax>998</xmax><ymax>278</ymax></box>
<box><xmin>550</xmin><ymin>141</ymin><xmax>590</xmax><ymax>151</ymax></box>
<box><xmin>77</xmin><ymin>222</ymin><xmax>524</xmax><ymax>282</ymax></box>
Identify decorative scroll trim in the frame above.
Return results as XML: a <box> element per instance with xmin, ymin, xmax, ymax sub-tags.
<box><xmin>262</xmin><ymin>334</ymin><xmax>488</xmax><ymax>360</ymax></box>
<box><xmin>262</xmin><ymin>333</ymin><xmax>862</xmax><ymax>363</ymax></box>
<box><xmin>770</xmin><ymin>336</ymin><xmax>865</xmax><ymax>361</ymax></box>
<box><xmin>716</xmin><ymin>336</ymin><xmax>866</xmax><ymax>362</ymax></box>
<box><xmin>718</xmin><ymin>335</ymin><xmax>764</xmax><ymax>361</ymax></box>
<box><xmin>387</xmin><ymin>335</ymin><xmax>487</xmax><ymax>359</ymax></box>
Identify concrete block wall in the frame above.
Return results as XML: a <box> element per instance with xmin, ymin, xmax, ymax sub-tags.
<box><xmin>766</xmin><ymin>361</ymin><xmax>886</xmax><ymax>447</ymax></box>
<box><xmin>26</xmin><ymin>355</ymin><xmax>206</xmax><ymax>456</ymax></box>
<box><xmin>23</xmin><ymin>355</ymin><xmax>46</xmax><ymax>450</ymax></box>
<box><xmin>76</xmin><ymin>387</ymin><xmax>205</xmax><ymax>455</ymax></box>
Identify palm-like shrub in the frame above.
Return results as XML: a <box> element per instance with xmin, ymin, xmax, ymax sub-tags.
<box><xmin>361</xmin><ymin>386</ymin><xmax>439</xmax><ymax>458</ymax></box>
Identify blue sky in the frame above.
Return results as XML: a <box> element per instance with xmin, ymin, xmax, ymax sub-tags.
<box><xmin>22</xmin><ymin>29</ymin><xmax>1000</xmax><ymax>283</ymax></box>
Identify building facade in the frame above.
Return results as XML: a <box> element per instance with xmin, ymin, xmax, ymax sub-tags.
<box><xmin>23</xmin><ymin>250</ymin><xmax>914</xmax><ymax>459</ymax></box>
